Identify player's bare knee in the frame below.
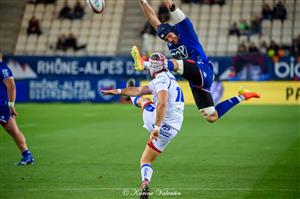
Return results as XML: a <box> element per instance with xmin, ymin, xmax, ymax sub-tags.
<box><xmin>199</xmin><ymin>106</ymin><xmax>217</xmax><ymax>122</ymax></box>
<box><xmin>141</xmin><ymin>97</ymin><xmax>154</xmax><ymax>109</ymax></box>
<box><xmin>142</xmin><ymin>97</ymin><xmax>152</xmax><ymax>104</ymax></box>
<box><xmin>206</xmin><ymin>116</ymin><xmax>217</xmax><ymax>123</ymax></box>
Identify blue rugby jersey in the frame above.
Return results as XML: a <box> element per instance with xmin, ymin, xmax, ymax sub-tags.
<box><xmin>0</xmin><ymin>61</ymin><xmax>13</xmax><ymax>106</ymax></box>
<box><xmin>167</xmin><ymin>12</ymin><xmax>208</xmax><ymax>63</ymax></box>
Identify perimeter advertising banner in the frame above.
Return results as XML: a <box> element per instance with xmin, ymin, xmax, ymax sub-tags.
<box><xmin>3</xmin><ymin>55</ymin><xmax>300</xmax><ymax>103</ymax></box>
<box><xmin>141</xmin><ymin>81</ymin><xmax>300</xmax><ymax>105</ymax></box>
<box><xmin>16</xmin><ymin>78</ymin><xmax>121</xmax><ymax>103</ymax></box>
<box><xmin>4</xmin><ymin>56</ymin><xmax>149</xmax><ymax>103</ymax></box>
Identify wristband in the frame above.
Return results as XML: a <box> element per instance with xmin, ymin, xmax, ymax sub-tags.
<box><xmin>8</xmin><ymin>101</ymin><xmax>15</xmax><ymax>107</ymax></box>
<box><xmin>140</xmin><ymin>0</ymin><xmax>147</xmax><ymax>5</ymax></box>
<box><xmin>117</xmin><ymin>89</ymin><xmax>122</xmax><ymax>94</ymax></box>
<box><xmin>170</xmin><ymin>8</ymin><xmax>185</xmax><ymax>23</ymax></box>
<box><xmin>154</xmin><ymin>125</ymin><xmax>160</xmax><ymax>132</ymax></box>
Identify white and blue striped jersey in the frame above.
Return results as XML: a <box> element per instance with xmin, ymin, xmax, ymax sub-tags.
<box><xmin>147</xmin><ymin>71</ymin><xmax>184</xmax><ymax>131</ymax></box>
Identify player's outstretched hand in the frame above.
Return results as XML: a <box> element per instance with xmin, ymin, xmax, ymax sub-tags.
<box><xmin>150</xmin><ymin>129</ymin><xmax>159</xmax><ymax>141</ymax></box>
<box><xmin>165</xmin><ymin>0</ymin><xmax>175</xmax><ymax>9</ymax></box>
<box><xmin>101</xmin><ymin>89</ymin><xmax>119</xmax><ymax>95</ymax></box>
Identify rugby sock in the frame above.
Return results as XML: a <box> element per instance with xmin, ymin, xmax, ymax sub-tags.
<box><xmin>141</xmin><ymin>164</ymin><xmax>153</xmax><ymax>182</ymax></box>
<box><xmin>215</xmin><ymin>96</ymin><xmax>243</xmax><ymax>118</ymax></box>
<box><xmin>130</xmin><ymin>96</ymin><xmax>141</xmax><ymax>108</ymax></box>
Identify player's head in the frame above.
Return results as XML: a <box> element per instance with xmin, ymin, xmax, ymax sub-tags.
<box><xmin>148</xmin><ymin>52</ymin><xmax>168</xmax><ymax>78</ymax></box>
<box><xmin>157</xmin><ymin>23</ymin><xmax>178</xmax><ymax>44</ymax></box>
<box><xmin>0</xmin><ymin>52</ymin><xmax>2</xmax><ymax>62</ymax></box>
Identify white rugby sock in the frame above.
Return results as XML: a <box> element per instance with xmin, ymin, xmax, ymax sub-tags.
<box><xmin>141</xmin><ymin>164</ymin><xmax>153</xmax><ymax>182</ymax></box>
<box><xmin>237</xmin><ymin>95</ymin><xmax>245</xmax><ymax>101</ymax></box>
<box><xmin>130</xmin><ymin>96</ymin><xmax>141</xmax><ymax>107</ymax></box>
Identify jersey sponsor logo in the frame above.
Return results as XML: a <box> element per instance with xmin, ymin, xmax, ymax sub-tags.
<box><xmin>160</xmin><ymin>124</ymin><xmax>172</xmax><ymax>138</ymax></box>
<box><xmin>170</xmin><ymin>45</ymin><xmax>189</xmax><ymax>60</ymax></box>
<box><xmin>1</xmin><ymin>69</ymin><xmax>10</xmax><ymax>79</ymax></box>
<box><xmin>97</xmin><ymin>79</ymin><xmax>117</xmax><ymax>101</ymax></box>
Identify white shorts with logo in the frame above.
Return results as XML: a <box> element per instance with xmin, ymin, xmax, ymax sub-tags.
<box><xmin>142</xmin><ymin>103</ymin><xmax>181</xmax><ymax>153</ymax></box>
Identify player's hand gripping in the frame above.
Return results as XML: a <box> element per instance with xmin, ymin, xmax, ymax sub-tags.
<box><xmin>150</xmin><ymin>129</ymin><xmax>160</xmax><ymax>141</ymax></box>
<box><xmin>9</xmin><ymin>106</ymin><xmax>18</xmax><ymax>117</ymax></box>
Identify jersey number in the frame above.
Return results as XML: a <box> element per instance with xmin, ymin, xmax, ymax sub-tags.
<box><xmin>175</xmin><ymin>87</ymin><xmax>184</xmax><ymax>102</ymax></box>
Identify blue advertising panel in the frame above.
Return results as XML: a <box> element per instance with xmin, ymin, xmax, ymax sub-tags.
<box><xmin>4</xmin><ymin>56</ymin><xmax>149</xmax><ymax>79</ymax></box>
<box><xmin>271</xmin><ymin>57</ymin><xmax>300</xmax><ymax>80</ymax></box>
<box><xmin>3</xmin><ymin>56</ymin><xmax>148</xmax><ymax>102</ymax></box>
<box><xmin>3</xmin><ymin>55</ymin><xmax>299</xmax><ymax>103</ymax></box>
<box><xmin>15</xmin><ymin>78</ymin><xmax>122</xmax><ymax>103</ymax></box>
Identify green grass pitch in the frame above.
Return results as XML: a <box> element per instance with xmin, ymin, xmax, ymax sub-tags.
<box><xmin>0</xmin><ymin>104</ymin><xmax>299</xmax><ymax>199</ymax></box>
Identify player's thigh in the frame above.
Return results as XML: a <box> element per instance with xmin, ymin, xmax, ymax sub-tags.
<box><xmin>3</xmin><ymin>117</ymin><xmax>19</xmax><ymax>135</ymax></box>
<box><xmin>181</xmin><ymin>60</ymin><xmax>203</xmax><ymax>87</ymax></box>
<box><xmin>0</xmin><ymin>105</ymin><xmax>15</xmax><ymax>132</ymax></box>
<box><xmin>151</xmin><ymin>124</ymin><xmax>179</xmax><ymax>152</ymax></box>
<box><xmin>191</xmin><ymin>87</ymin><xmax>215</xmax><ymax>110</ymax></box>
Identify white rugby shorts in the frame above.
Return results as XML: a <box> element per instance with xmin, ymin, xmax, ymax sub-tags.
<box><xmin>142</xmin><ymin>103</ymin><xmax>179</xmax><ymax>152</ymax></box>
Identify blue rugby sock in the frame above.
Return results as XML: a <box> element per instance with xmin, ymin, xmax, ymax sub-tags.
<box><xmin>215</xmin><ymin>96</ymin><xmax>243</xmax><ymax>118</ymax></box>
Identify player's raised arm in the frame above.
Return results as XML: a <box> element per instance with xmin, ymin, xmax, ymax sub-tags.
<box><xmin>101</xmin><ymin>85</ymin><xmax>151</xmax><ymax>97</ymax></box>
<box><xmin>139</xmin><ymin>0</ymin><xmax>161</xmax><ymax>29</ymax></box>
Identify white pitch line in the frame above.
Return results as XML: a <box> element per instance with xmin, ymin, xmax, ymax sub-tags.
<box><xmin>2</xmin><ymin>187</ymin><xmax>298</xmax><ymax>192</ymax></box>
<box><xmin>19</xmin><ymin>123</ymin><xmax>37</xmax><ymax>128</ymax></box>
<box><xmin>82</xmin><ymin>113</ymin><xmax>98</xmax><ymax>117</ymax></box>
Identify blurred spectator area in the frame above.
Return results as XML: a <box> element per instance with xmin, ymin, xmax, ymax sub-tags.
<box><xmin>14</xmin><ymin>0</ymin><xmax>299</xmax><ymax>56</ymax></box>
<box><xmin>15</xmin><ymin>0</ymin><xmax>125</xmax><ymax>56</ymax></box>
<box><xmin>143</xmin><ymin>0</ymin><xmax>299</xmax><ymax>56</ymax></box>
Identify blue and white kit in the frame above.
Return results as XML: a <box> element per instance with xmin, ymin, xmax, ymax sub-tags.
<box><xmin>167</xmin><ymin>8</ymin><xmax>215</xmax><ymax>109</ymax></box>
<box><xmin>142</xmin><ymin>71</ymin><xmax>184</xmax><ymax>152</ymax></box>
<box><xmin>0</xmin><ymin>61</ymin><xmax>13</xmax><ymax>123</ymax></box>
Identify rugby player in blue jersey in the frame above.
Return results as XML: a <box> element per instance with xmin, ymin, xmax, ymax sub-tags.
<box><xmin>0</xmin><ymin>53</ymin><xmax>35</xmax><ymax>165</ymax></box>
<box><xmin>133</xmin><ymin>0</ymin><xmax>260</xmax><ymax>123</ymax></box>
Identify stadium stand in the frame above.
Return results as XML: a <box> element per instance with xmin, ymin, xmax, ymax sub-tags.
<box><xmin>0</xmin><ymin>1</ymin><xmax>26</xmax><ymax>54</ymax></box>
<box><xmin>15</xmin><ymin>0</ymin><xmax>125</xmax><ymax>56</ymax></box>
<box><xmin>10</xmin><ymin>0</ymin><xmax>299</xmax><ymax>56</ymax></box>
<box><xmin>140</xmin><ymin>0</ymin><xmax>298</xmax><ymax>56</ymax></box>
